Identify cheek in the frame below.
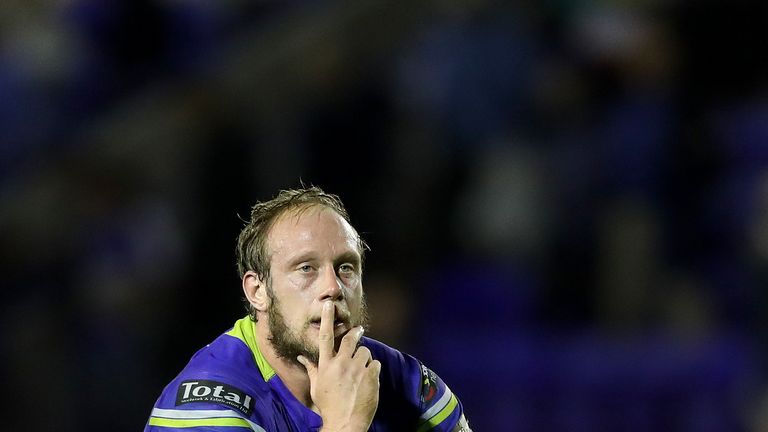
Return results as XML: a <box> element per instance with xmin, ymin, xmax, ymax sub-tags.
<box><xmin>296</xmin><ymin>284</ymin><xmax>318</xmax><ymax>305</ymax></box>
<box><xmin>272</xmin><ymin>285</ymin><xmax>313</xmax><ymax>323</ymax></box>
<box><xmin>277</xmin><ymin>274</ymin><xmax>316</xmax><ymax>301</ymax></box>
<box><xmin>284</xmin><ymin>273</ymin><xmax>314</xmax><ymax>291</ymax></box>
<box><xmin>345</xmin><ymin>282</ymin><xmax>363</xmax><ymax>306</ymax></box>
<box><xmin>281</xmin><ymin>307</ymin><xmax>312</xmax><ymax>332</ymax></box>
<box><xmin>340</xmin><ymin>273</ymin><xmax>361</xmax><ymax>290</ymax></box>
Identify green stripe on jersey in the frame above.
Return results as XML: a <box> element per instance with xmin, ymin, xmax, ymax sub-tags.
<box><xmin>148</xmin><ymin>416</ymin><xmax>252</xmax><ymax>428</ymax></box>
<box><xmin>417</xmin><ymin>394</ymin><xmax>459</xmax><ymax>432</ymax></box>
<box><xmin>226</xmin><ymin>316</ymin><xmax>276</xmax><ymax>381</ymax></box>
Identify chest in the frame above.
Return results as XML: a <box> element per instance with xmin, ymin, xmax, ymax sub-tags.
<box><xmin>263</xmin><ymin>382</ymin><xmax>421</xmax><ymax>432</ymax></box>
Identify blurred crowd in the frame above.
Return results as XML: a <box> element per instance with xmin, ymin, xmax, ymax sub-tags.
<box><xmin>1</xmin><ymin>1</ymin><xmax>767</xmax><ymax>431</ymax></box>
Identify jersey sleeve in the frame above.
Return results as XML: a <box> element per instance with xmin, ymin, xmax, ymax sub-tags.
<box><xmin>363</xmin><ymin>337</ymin><xmax>470</xmax><ymax>431</ymax></box>
<box><xmin>412</xmin><ymin>361</ymin><xmax>467</xmax><ymax>432</ymax></box>
<box><xmin>144</xmin><ymin>377</ymin><xmax>268</xmax><ymax>432</ymax></box>
<box><xmin>145</xmin><ymin>407</ymin><xmax>262</xmax><ymax>431</ymax></box>
<box><xmin>145</xmin><ymin>324</ymin><xmax>277</xmax><ymax>432</ymax></box>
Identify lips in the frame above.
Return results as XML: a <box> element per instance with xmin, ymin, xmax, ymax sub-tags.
<box><xmin>309</xmin><ymin>317</ymin><xmax>350</xmax><ymax>327</ymax></box>
<box><xmin>309</xmin><ymin>306</ymin><xmax>351</xmax><ymax>325</ymax></box>
<box><xmin>309</xmin><ymin>314</ymin><xmax>351</xmax><ymax>337</ymax></box>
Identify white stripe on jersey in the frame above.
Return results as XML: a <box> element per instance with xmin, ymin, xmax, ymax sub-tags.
<box><xmin>419</xmin><ymin>385</ymin><xmax>454</xmax><ymax>421</ymax></box>
<box><xmin>150</xmin><ymin>408</ymin><xmax>267</xmax><ymax>431</ymax></box>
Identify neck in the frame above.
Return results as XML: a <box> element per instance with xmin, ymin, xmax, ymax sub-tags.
<box><xmin>254</xmin><ymin>320</ymin><xmax>316</xmax><ymax>410</ymax></box>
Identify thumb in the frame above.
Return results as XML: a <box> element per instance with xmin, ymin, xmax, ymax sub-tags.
<box><xmin>297</xmin><ymin>355</ymin><xmax>317</xmax><ymax>378</ymax></box>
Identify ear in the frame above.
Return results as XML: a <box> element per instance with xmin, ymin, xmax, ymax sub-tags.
<box><xmin>242</xmin><ymin>271</ymin><xmax>270</xmax><ymax>315</ymax></box>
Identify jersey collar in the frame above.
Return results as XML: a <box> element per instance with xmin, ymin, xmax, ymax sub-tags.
<box><xmin>226</xmin><ymin>316</ymin><xmax>277</xmax><ymax>382</ymax></box>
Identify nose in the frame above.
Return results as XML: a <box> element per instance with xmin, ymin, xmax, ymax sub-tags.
<box><xmin>318</xmin><ymin>266</ymin><xmax>344</xmax><ymax>302</ymax></box>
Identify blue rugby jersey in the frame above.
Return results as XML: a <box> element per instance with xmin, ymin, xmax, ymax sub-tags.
<box><xmin>145</xmin><ymin>317</ymin><xmax>466</xmax><ymax>431</ymax></box>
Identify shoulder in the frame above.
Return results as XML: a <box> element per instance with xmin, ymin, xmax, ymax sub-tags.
<box><xmin>360</xmin><ymin>336</ymin><xmax>414</xmax><ymax>367</ymax></box>
<box><xmin>360</xmin><ymin>336</ymin><xmax>425</xmax><ymax>389</ymax></box>
<box><xmin>360</xmin><ymin>336</ymin><xmax>439</xmax><ymax>390</ymax></box>
<box><xmin>146</xmin><ymin>331</ymin><xmax>273</xmax><ymax>431</ymax></box>
<box><xmin>187</xmin><ymin>330</ymin><xmax>262</xmax><ymax>375</ymax></box>
<box><xmin>361</xmin><ymin>337</ymin><xmax>468</xmax><ymax>431</ymax></box>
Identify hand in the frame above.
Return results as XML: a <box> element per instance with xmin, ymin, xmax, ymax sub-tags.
<box><xmin>297</xmin><ymin>301</ymin><xmax>381</xmax><ymax>432</ymax></box>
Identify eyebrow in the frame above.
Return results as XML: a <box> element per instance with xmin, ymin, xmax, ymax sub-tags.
<box><xmin>285</xmin><ymin>250</ymin><xmax>361</xmax><ymax>267</ymax></box>
<box><xmin>334</xmin><ymin>251</ymin><xmax>361</xmax><ymax>267</ymax></box>
<box><xmin>286</xmin><ymin>252</ymin><xmax>318</xmax><ymax>268</ymax></box>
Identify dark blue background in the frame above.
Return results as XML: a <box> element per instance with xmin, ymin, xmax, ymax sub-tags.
<box><xmin>1</xmin><ymin>1</ymin><xmax>767</xmax><ymax>430</ymax></box>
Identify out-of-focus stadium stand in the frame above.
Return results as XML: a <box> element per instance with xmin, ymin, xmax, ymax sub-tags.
<box><xmin>1</xmin><ymin>1</ymin><xmax>767</xmax><ymax>431</ymax></box>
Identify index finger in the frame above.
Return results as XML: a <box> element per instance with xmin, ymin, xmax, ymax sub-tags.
<box><xmin>318</xmin><ymin>301</ymin><xmax>335</xmax><ymax>363</ymax></box>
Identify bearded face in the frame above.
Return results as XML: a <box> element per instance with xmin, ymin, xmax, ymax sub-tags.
<box><xmin>267</xmin><ymin>284</ymin><xmax>370</xmax><ymax>366</ymax></box>
<box><xmin>251</xmin><ymin>206</ymin><xmax>368</xmax><ymax>366</ymax></box>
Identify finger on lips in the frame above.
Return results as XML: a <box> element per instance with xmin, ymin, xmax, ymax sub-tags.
<box><xmin>319</xmin><ymin>301</ymin><xmax>335</xmax><ymax>360</ymax></box>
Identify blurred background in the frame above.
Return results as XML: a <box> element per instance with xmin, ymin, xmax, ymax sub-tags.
<box><xmin>1</xmin><ymin>0</ymin><xmax>768</xmax><ymax>430</ymax></box>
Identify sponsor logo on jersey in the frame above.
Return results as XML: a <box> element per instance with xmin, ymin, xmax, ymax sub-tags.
<box><xmin>420</xmin><ymin>364</ymin><xmax>438</xmax><ymax>403</ymax></box>
<box><xmin>176</xmin><ymin>380</ymin><xmax>253</xmax><ymax>415</ymax></box>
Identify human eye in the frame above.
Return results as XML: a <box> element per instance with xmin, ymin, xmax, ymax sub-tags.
<box><xmin>338</xmin><ymin>263</ymin><xmax>356</xmax><ymax>274</ymax></box>
<box><xmin>298</xmin><ymin>264</ymin><xmax>314</xmax><ymax>273</ymax></box>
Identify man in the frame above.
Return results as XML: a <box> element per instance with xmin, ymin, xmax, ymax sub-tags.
<box><xmin>145</xmin><ymin>186</ymin><xmax>471</xmax><ymax>431</ymax></box>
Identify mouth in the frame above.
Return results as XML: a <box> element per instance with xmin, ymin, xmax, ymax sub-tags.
<box><xmin>309</xmin><ymin>316</ymin><xmax>351</xmax><ymax>336</ymax></box>
<box><xmin>309</xmin><ymin>318</ymin><xmax>349</xmax><ymax>328</ymax></box>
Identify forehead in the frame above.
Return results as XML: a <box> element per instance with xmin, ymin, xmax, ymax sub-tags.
<box><xmin>266</xmin><ymin>205</ymin><xmax>360</xmax><ymax>258</ymax></box>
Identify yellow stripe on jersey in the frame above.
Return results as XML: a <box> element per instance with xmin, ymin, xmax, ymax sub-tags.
<box><xmin>148</xmin><ymin>408</ymin><xmax>267</xmax><ymax>431</ymax></box>
<box><xmin>416</xmin><ymin>393</ymin><xmax>459</xmax><ymax>432</ymax></box>
<box><xmin>226</xmin><ymin>316</ymin><xmax>276</xmax><ymax>381</ymax></box>
<box><xmin>148</xmin><ymin>416</ymin><xmax>252</xmax><ymax>428</ymax></box>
